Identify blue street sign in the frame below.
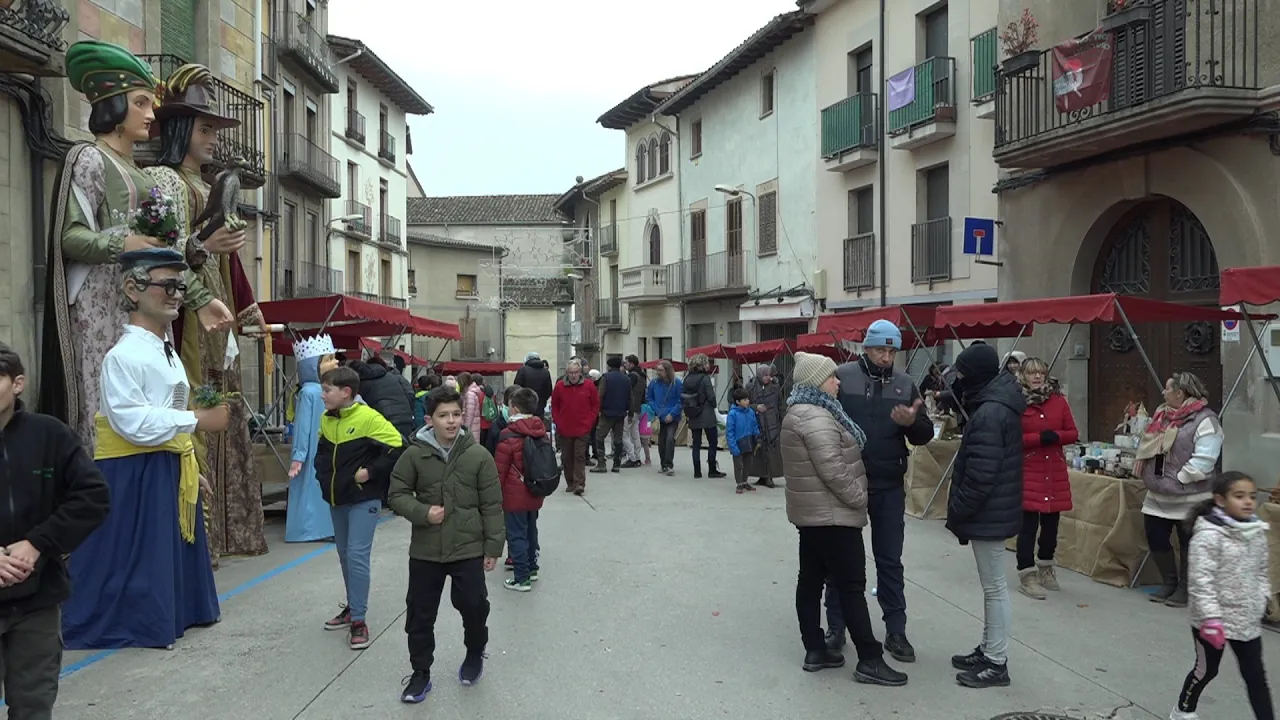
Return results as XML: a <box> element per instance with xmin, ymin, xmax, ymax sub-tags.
<box><xmin>963</xmin><ymin>217</ymin><xmax>996</xmax><ymax>256</ymax></box>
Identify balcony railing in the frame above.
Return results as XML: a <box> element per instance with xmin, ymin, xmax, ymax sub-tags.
<box><xmin>380</xmin><ymin>216</ymin><xmax>402</xmax><ymax>247</ymax></box>
<box><xmin>843</xmin><ymin>233</ymin><xmax>875</xmax><ymax>290</ymax></box>
<box><xmin>275</xmin><ymin>10</ymin><xmax>338</xmax><ymax>92</ymax></box>
<box><xmin>279</xmin><ymin>261</ymin><xmax>342</xmax><ymax>299</ymax></box>
<box><xmin>595</xmin><ymin>297</ymin><xmax>622</xmax><ymax>327</ymax></box>
<box><xmin>261</xmin><ymin>33</ymin><xmax>278</xmax><ymax>84</ymax></box>
<box><xmin>910</xmin><ymin>218</ymin><xmax>952</xmax><ymax>285</ymax></box>
<box><xmin>598</xmin><ymin>224</ymin><xmax>618</xmax><ymax>256</ymax></box>
<box><xmin>138</xmin><ymin>54</ymin><xmax>267</xmax><ymax>188</ymax></box>
<box><xmin>994</xmin><ymin>0</ymin><xmax>1260</xmax><ymax>167</ymax></box>
<box><xmin>378</xmin><ymin>131</ymin><xmax>396</xmax><ymax>163</ymax></box>
<box><xmin>665</xmin><ymin>250</ymin><xmax>754</xmax><ymax>298</ymax></box>
<box><xmin>349</xmin><ymin>291</ymin><xmax>379</xmax><ymax>303</ymax></box>
<box><xmin>821</xmin><ymin>92</ymin><xmax>878</xmax><ymax>157</ymax></box>
<box><xmin>971</xmin><ymin>28</ymin><xmax>998</xmax><ymax>102</ymax></box>
<box><xmin>380</xmin><ymin>295</ymin><xmax>408</xmax><ymax>308</ymax></box>
<box><xmin>618</xmin><ymin>264</ymin><xmax>668</xmax><ymax>303</ymax></box>
<box><xmin>277</xmin><ymin>132</ymin><xmax>341</xmax><ymax>198</ymax></box>
<box><xmin>0</xmin><ymin>0</ymin><xmax>71</xmax><ymax>75</ymax></box>
<box><xmin>345</xmin><ymin>199</ymin><xmax>371</xmax><ymax>236</ymax></box>
<box><xmin>888</xmin><ymin>57</ymin><xmax>957</xmax><ymax>135</ymax></box>
<box><xmin>345</xmin><ymin>109</ymin><xmax>366</xmax><ymax>145</ymax></box>
<box><xmin>562</xmin><ymin>236</ymin><xmax>593</xmax><ymax>268</ymax></box>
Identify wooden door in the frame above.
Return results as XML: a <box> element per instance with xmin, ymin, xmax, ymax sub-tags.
<box><xmin>1087</xmin><ymin>198</ymin><xmax>1222</xmax><ymax>440</ymax></box>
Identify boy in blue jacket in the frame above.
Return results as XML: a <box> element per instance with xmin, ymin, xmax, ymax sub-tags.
<box><xmin>725</xmin><ymin>388</ymin><xmax>760</xmax><ymax>494</ymax></box>
<box><xmin>644</xmin><ymin>362</ymin><xmax>683</xmax><ymax>476</ymax></box>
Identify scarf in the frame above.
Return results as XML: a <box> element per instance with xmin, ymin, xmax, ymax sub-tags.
<box><xmin>1134</xmin><ymin>397</ymin><xmax>1209</xmax><ymax>466</ymax></box>
<box><xmin>1211</xmin><ymin>506</ymin><xmax>1261</xmax><ymax>527</ymax></box>
<box><xmin>788</xmin><ymin>384</ymin><xmax>866</xmax><ymax>447</ymax></box>
<box><xmin>1020</xmin><ymin>376</ymin><xmax>1061</xmax><ymax>407</ymax></box>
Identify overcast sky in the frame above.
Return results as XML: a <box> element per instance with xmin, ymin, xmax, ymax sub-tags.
<box><xmin>328</xmin><ymin>0</ymin><xmax>795</xmax><ymax>197</ymax></box>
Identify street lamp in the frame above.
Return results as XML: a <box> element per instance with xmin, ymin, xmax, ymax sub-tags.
<box><xmin>714</xmin><ymin>184</ymin><xmax>756</xmax><ymax>202</ymax></box>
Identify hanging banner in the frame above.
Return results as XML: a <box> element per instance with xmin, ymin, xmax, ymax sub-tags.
<box><xmin>1052</xmin><ymin>31</ymin><xmax>1114</xmax><ymax>114</ymax></box>
<box><xmin>887</xmin><ymin>67</ymin><xmax>916</xmax><ymax>112</ymax></box>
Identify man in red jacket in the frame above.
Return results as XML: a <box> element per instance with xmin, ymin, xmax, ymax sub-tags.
<box><xmin>550</xmin><ymin>358</ymin><xmax>599</xmax><ymax>496</ymax></box>
<box><xmin>495</xmin><ymin>387</ymin><xmax>546</xmax><ymax>592</ymax></box>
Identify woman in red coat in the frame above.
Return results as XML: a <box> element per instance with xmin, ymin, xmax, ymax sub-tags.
<box><xmin>1016</xmin><ymin>356</ymin><xmax>1079</xmax><ymax>600</ymax></box>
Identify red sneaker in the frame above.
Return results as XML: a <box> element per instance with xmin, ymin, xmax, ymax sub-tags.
<box><xmin>349</xmin><ymin>620</ymin><xmax>371</xmax><ymax>650</ymax></box>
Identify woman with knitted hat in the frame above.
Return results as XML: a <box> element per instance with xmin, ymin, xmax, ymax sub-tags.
<box><xmin>39</xmin><ymin>41</ymin><xmax>230</xmax><ymax>453</ymax></box>
<box><xmin>781</xmin><ymin>351</ymin><xmax>908</xmax><ymax>687</ymax></box>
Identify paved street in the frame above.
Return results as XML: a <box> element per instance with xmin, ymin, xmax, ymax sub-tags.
<box><xmin>46</xmin><ymin>463</ymin><xmax>1274</xmax><ymax>719</ymax></box>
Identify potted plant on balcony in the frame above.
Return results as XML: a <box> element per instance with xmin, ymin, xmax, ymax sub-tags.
<box><xmin>999</xmin><ymin>8</ymin><xmax>1040</xmax><ymax>75</ymax></box>
<box><xmin>1101</xmin><ymin>0</ymin><xmax>1151</xmax><ymax>31</ymax></box>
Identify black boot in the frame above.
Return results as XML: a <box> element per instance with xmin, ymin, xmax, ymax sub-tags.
<box><xmin>884</xmin><ymin>632</ymin><xmax>916</xmax><ymax>663</ymax></box>
<box><xmin>1165</xmin><ymin>552</ymin><xmax>1189</xmax><ymax>608</ymax></box>
<box><xmin>802</xmin><ymin>648</ymin><xmax>845</xmax><ymax>672</ymax></box>
<box><xmin>1148</xmin><ymin>551</ymin><xmax>1179</xmax><ymax>603</ymax></box>
<box><xmin>692</xmin><ymin>454</ymin><xmax>702</xmax><ymax>479</ymax></box>
<box><xmin>755</xmin><ymin>477</ymin><xmax>777</xmax><ymax>488</ymax></box>
<box><xmin>824</xmin><ymin>629</ymin><xmax>845</xmax><ymax>651</ymax></box>
<box><xmin>854</xmin><ymin>656</ymin><xmax>908</xmax><ymax>687</ymax></box>
<box><xmin>707</xmin><ymin>460</ymin><xmax>727</xmax><ymax>479</ymax></box>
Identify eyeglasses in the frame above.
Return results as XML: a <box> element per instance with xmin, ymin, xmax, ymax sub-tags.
<box><xmin>139</xmin><ymin>278</ymin><xmax>187</xmax><ymax>297</ymax></box>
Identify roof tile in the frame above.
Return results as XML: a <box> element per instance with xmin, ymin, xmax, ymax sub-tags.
<box><xmin>407</xmin><ymin>195</ymin><xmax>566</xmax><ymax>225</ymax></box>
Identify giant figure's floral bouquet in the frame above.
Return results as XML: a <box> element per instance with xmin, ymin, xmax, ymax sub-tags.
<box><xmin>128</xmin><ymin>186</ymin><xmax>181</xmax><ymax>247</ymax></box>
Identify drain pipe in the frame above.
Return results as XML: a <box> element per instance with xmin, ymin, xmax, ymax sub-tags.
<box><xmin>673</xmin><ymin>113</ymin><xmax>688</xmax><ymax>356</ymax></box>
<box><xmin>877</xmin><ymin>0</ymin><xmax>888</xmax><ymax>307</ymax></box>
<box><xmin>30</xmin><ymin>78</ymin><xmax>46</xmax><ymax>333</ymax></box>
<box><xmin>252</xmin><ymin>4</ymin><xmax>266</xmax><ymax>299</ymax></box>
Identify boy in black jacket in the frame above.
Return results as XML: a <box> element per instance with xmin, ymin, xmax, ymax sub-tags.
<box><xmin>315</xmin><ymin>366</ymin><xmax>405</xmax><ymax>650</ymax></box>
<box><xmin>0</xmin><ymin>344</ymin><xmax>110</xmax><ymax>716</ymax></box>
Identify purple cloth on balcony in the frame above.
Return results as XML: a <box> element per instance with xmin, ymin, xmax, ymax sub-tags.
<box><xmin>888</xmin><ymin>67</ymin><xmax>916</xmax><ymax>111</ymax></box>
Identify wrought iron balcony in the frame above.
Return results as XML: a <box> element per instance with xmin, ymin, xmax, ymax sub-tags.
<box><xmin>971</xmin><ymin>28</ymin><xmax>998</xmax><ymax>105</ymax></box>
<box><xmin>562</xmin><ymin>234</ymin><xmax>593</xmax><ymax>269</ymax></box>
<box><xmin>380</xmin><ymin>216</ymin><xmax>402</xmax><ymax>247</ymax></box>
<box><xmin>380</xmin><ymin>295</ymin><xmax>408</xmax><ymax>308</ymax></box>
<box><xmin>595</xmin><ymin>297</ymin><xmax>622</xmax><ymax>327</ymax></box>
<box><xmin>279</xmin><ymin>261</ymin><xmax>342</xmax><ymax>299</ymax></box>
<box><xmin>345</xmin><ymin>200</ymin><xmax>372</xmax><ymax>237</ymax></box>
<box><xmin>887</xmin><ymin>56</ymin><xmax>957</xmax><ymax>149</ymax></box>
<box><xmin>665</xmin><ymin>250</ymin><xmax>755</xmax><ymax>299</ymax></box>
<box><xmin>138</xmin><ymin>54</ymin><xmax>267</xmax><ymax>188</ymax></box>
<box><xmin>348</xmin><ymin>290</ymin><xmax>379</xmax><ymax>303</ymax></box>
<box><xmin>275</xmin><ymin>10</ymin><xmax>338</xmax><ymax>93</ymax></box>
<box><xmin>378</xmin><ymin>131</ymin><xmax>396</xmax><ymax>163</ymax></box>
<box><xmin>843</xmin><ymin>233</ymin><xmax>875</xmax><ymax>291</ymax></box>
<box><xmin>910</xmin><ymin>218</ymin><xmax>952</xmax><ymax>286</ymax></box>
<box><xmin>994</xmin><ymin>0</ymin><xmax>1260</xmax><ymax>169</ymax></box>
<box><xmin>820</xmin><ymin>92</ymin><xmax>878</xmax><ymax>171</ymax></box>
<box><xmin>345</xmin><ymin>109</ymin><xmax>366</xmax><ymax>145</ymax></box>
<box><xmin>0</xmin><ymin>0</ymin><xmax>69</xmax><ymax>75</ymax></box>
<box><xmin>277</xmin><ymin>132</ymin><xmax>341</xmax><ymax>198</ymax></box>
<box><xmin>618</xmin><ymin>264</ymin><xmax>667</xmax><ymax>304</ymax></box>
<box><xmin>598</xmin><ymin>223</ymin><xmax>618</xmax><ymax>256</ymax></box>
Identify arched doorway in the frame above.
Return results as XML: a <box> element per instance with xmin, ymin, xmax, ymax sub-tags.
<box><xmin>1087</xmin><ymin>197</ymin><xmax>1222</xmax><ymax>440</ymax></box>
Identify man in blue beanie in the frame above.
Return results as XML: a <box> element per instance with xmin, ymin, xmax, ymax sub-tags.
<box><xmin>825</xmin><ymin>318</ymin><xmax>934</xmax><ymax>663</ymax></box>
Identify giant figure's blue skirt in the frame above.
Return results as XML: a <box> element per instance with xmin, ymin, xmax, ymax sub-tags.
<box><xmin>62</xmin><ymin>451</ymin><xmax>221</xmax><ymax>649</ymax></box>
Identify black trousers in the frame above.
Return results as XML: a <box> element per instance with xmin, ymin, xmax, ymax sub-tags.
<box><xmin>690</xmin><ymin>427</ymin><xmax>719</xmax><ymax>474</ymax></box>
<box><xmin>1178</xmin><ymin>628</ymin><xmax>1274</xmax><ymax>719</ymax></box>
<box><xmin>797</xmin><ymin>525</ymin><xmax>882</xmax><ymax>662</ymax></box>
<box><xmin>1016</xmin><ymin>510</ymin><xmax>1061</xmax><ymax>570</ymax></box>
<box><xmin>0</xmin><ymin>604</ymin><xmax>62</xmax><ymax>720</ymax></box>
<box><xmin>658</xmin><ymin>421</ymin><xmax>678</xmax><ymax>469</ymax></box>
<box><xmin>595</xmin><ymin>415</ymin><xmax>625</xmax><ymax>464</ymax></box>
<box><xmin>406</xmin><ymin>557</ymin><xmax>489</xmax><ymax>673</ymax></box>
<box><xmin>1145</xmin><ymin>513</ymin><xmax>1192</xmax><ymax>554</ymax></box>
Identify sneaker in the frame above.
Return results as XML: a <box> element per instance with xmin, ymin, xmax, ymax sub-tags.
<box><xmin>530</xmin><ymin>569</ymin><xmax>539</xmax><ymax>582</ymax></box>
<box><xmin>623</xmin><ymin>460</ymin><xmax>642</xmax><ymax>468</ymax></box>
<box><xmin>504</xmin><ymin>557</ymin><xmax>514</xmax><ymax>570</ymax></box>
<box><xmin>349</xmin><ymin>620</ymin><xmax>371</xmax><ymax>650</ymax></box>
<box><xmin>854</xmin><ymin>657</ymin><xmax>909</xmax><ymax>687</ymax></box>
<box><xmin>755</xmin><ymin>478</ymin><xmax>777</xmax><ymax>488</ymax></box>
<box><xmin>459</xmin><ymin>651</ymin><xmax>484</xmax><ymax>686</ymax></box>
<box><xmin>504</xmin><ymin>578</ymin><xmax>533</xmax><ymax>592</ymax></box>
<box><xmin>400</xmin><ymin>671</ymin><xmax>432</xmax><ymax>704</ymax></box>
<box><xmin>736</xmin><ymin>486</ymin><xmax>746</xmax><ymax>494</ymax></box>
<box><xmin>951</xmin><ymin>646</ymin><xmax>987</xmax><ymax>670</ymax></box>
<box><xmin>1169</xmin><ymin>709</ymin><xmax>1200</xmax><ymax>720</ymax></box>
<box><xmin>744</xmin><ymin>484</ymin><xmax>757</xmax><ymax>492</ymax></box>
<box><xmin>957</xmin><ymin>658</ymin><xmax>1010</xmax><ymax>688</ymax></box>
<box><xmin>1036</xmin><ymin>559</ymin><xmax>1061</xmax><ymax>591</ymax></box>
<box><xmin>1019</xmin><ymin>567</ymin><xmax>1047</xmax><ymax>600</ymax></box>
<box><xmin>802</xmin><ymin>648</ymin><xmax>846</xmax><ymax>672</ymax></box>
<box><xmin>591</xmin><ymin>465</ymin><xmax>608</xmax><ymax>474</ymax></box>
<box><xmin>884</xmin><ymin>632</ymin><xmax>916</xmax><ymax>663</ymax></box>
<box><xmin>324</xmin><ymin>606</ymin><xmax>352</xmax><ymax>631</ymax></box>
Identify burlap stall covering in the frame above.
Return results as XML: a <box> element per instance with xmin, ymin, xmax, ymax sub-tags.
<box><xmin>1005</xmin><ymin>471</ymin><xmax>1161</xmax><ymax>587</ymax></box>
<box><xmin>905</xmin><ymin>439</ymin><xmax>960</xmax><ymax>519</ymax></box>
<box><xmin>1256</xmin><ymin>503</ymin><xmax>1280</xmax><ymax>620</ymax></box>
<box><xmin>254</xmin><ymin>442</ymin><xmax>291</xmax><ymax>489</ymax></box>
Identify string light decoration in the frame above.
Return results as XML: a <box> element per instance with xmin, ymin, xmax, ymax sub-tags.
<box><xmin>476</xmin><ymin>227</ymin><xmax>582</xmax><ymax>310</ymax></box>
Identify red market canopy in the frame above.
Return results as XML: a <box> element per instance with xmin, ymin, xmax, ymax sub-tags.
<box><xmin>794</xmin><ymin>332</ymin><xmax>844</xmax><ymax>351</ymax></box>
<box><xmin>815</xmin><ymin>305</ymin><xmax>1027</xmax><ymax>346</ymax></box>
<box><xmin>433</xmin><ymin>361</ymin><xmax>523</xmax><ymax>374</ymax></box>
<box><xmin>733</xmin><ymin>339</ymin><xmax>788</xmax><ymax>363</ymax></box>
<box><xmin>411</xmin><ymin>316</ymin><xmax>463</xmax><ymax>341</ymax></box>
<box><xmin>686</xmin><ymin>343</ymin><xmax>737</xmax><ymax>359</ymax></box>
<box><xmin>259</xmin><ymin>294</ymin><xmax>461</xmax><ymax>340</ymax></box>
<box><xmin>933</xmin><ymin>293</ymin><xmax>1265</xmax><ymax>330</ymax></box>
<box><xmin>1221</xmin><ymin>266</ymin><xmax>1280</xmax><ymax>307</ymax></box>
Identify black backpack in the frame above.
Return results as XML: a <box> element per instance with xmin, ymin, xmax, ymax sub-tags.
<box><xmin>503</xmin><ymin>430</ymin><xmax>561</xmax><ymax>498</ymax></box>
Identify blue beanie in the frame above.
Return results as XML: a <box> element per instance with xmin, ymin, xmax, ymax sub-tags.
<box><xmin>863</xmin><ymin>319</ymin><xmax>903</xmax><ymax>349</ymax></box>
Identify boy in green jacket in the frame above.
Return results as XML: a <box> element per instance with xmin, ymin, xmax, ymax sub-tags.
<box><xmin>388</xmin><ymin>386</ymin><xmax>505</xmax><ymax>704</ymax></box>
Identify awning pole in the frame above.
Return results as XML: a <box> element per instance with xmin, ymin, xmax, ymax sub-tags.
<box><xmin>997</xmin><ymin>323</ymin><xmax>1030</xmax><ymax>369</ymax></box>
<box><xmin>1112</xmin><ymin>298</ymin><xmax>1165</xmax><ymax>393</ymax></box>
<box><xmin>1221</xmin><ymin>342</ymin><xmax>1257</xmax><ymax>413</ymax></box>
<box><xmin>1046</xmin><ymin>324</ymin><xmax>1074</xmax><ymax>373</ymax></box>
<box><xmin>1238</xmin><ymin>302</ymin><xmax>1280</xmax><ymax>408</ymax></box>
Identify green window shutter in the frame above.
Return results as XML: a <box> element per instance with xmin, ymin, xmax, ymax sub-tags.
<box><xmin>161</xmin><ymin>0</ymin><xmax>198</xmax><ymax>62</ymax></box>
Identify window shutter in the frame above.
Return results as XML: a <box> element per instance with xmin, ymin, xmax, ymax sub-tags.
<box><xmin>161</xmin><ymin>0</ymin><xmax>198</xmax><ymax>62</ymax></box>
<box><xmin>758</xmin><ymin>191</ymin><xmax>777</xmax><ymax>255</ymax></box>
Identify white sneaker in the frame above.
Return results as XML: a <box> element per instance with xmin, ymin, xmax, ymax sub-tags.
<box><xmin>1169</xmin><ymin>708</ymin><xmax>1199</xmax><ymax>720</ymax></box>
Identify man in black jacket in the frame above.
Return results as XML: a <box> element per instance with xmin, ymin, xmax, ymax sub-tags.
<box><xmin>513</xmin><ymin>352</ymin><xmax>553</xmax><ymax>420</ymax></box>
<box><xmin>827</xmin><ymin>320</ymin><xmax>934</xmax><ymax>664</ymax></box>
<box><xmin>593</xmin><ymin>357</ymin><xmax>631</xmax><ymax>473</ymax></box>
<box><xmin>945</xmin><ymin>343</ymin><xmax>1025</xmax><ymax>689</ymax></box>
<box><xmin>0</xmin><ymin>344</ymin><xmax>110</xmax><ymax>716</ymax></box>
<box><xmin>349</xmin><ymin>357</ymin><xmax>416</xmax><ymax>439</ymax></box>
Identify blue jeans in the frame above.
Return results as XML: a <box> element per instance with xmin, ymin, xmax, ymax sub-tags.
<box><xmin>827</xmin><ymin>486</ymin><xmax>907</xmax><ymax>636</ymax></box>
<box><xmin>505</xmin><ymin>511</ymin><xmax>540</xmax><ymax>582</ymax></box>
<box><xmin>331</xmin><ymin>499</ymin><xmax>381</xmax><ymax>622</ymax></box>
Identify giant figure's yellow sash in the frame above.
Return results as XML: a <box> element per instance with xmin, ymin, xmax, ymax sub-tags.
<box><xmin>94</xmin><ymin>414</ymin><xmax>200</xmax><ymax>543</ymax></box>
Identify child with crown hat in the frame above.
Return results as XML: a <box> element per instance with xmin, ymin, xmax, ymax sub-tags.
<box><xmin>286</xmin><ymin>335</ymin><xmax>338</xmax><ymax>543</ymax></box>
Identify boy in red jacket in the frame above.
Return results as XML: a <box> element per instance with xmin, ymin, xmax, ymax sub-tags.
<box><xmin>495</xmin><ymin>387</ymin><xmax>547</xmax><ymax>592</ymax></box>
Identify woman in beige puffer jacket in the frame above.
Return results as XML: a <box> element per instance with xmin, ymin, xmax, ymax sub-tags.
<box><xmin>780</xmin><ymin>352</ymin><xmax>906</xmax><ymax>687</ymax></box>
